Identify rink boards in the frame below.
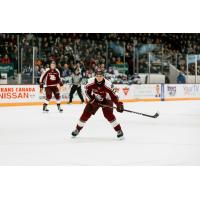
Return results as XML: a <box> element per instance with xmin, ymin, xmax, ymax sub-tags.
<box><xmin>0</xmin><ymin>84</ymin><xmax>200</xmax><ymax>106</ymax></box>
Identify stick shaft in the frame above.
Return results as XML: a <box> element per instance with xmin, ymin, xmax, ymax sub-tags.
<box><xmin>99</xmin><ymin>103</ymin><xmax>158</xmax><ymax>118</ymax></box>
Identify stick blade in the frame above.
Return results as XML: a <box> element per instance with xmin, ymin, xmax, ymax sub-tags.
<box><xmin>153</xmin><ymin>111</ymin><xmax>160</xmax><ymax>118</ymax></box>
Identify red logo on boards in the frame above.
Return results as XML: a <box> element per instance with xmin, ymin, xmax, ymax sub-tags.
<box><xmin>122</xmin><ymin>87</ymin><xmax>129</xmax><ymax>96</ymax></box>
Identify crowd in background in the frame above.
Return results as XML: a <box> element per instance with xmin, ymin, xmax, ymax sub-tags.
<box><xmin>1</xmin><ymin>33</ymin><xmax>200</xmax><ymax>84</ymax></box>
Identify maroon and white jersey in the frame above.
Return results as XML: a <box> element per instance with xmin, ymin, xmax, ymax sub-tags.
<box><xmin>85</xmin><ymin>77</ymin><xmax>119</xmax><ymax>104</ymax></box>
<box><xmin>40</xmin><ymin>68</ymin><xmax>63</xmax><ymax>88</ymax></box>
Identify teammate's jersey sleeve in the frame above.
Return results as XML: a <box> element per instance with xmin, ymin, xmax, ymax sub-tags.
<box><xmin>39</xmin><ymin>68</ymin><xmax>50</xmax><ymax>88</ymax></box>
<box><xmin>104</xmin><ymin>79</ymin><xmax>119</xmax><ymax>104</ymax></box>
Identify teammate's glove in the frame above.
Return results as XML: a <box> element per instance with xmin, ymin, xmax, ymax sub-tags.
<box><xmin>57</xmin><ymin>84</ymin><xmax>61</xmax><ymax>91</ymax></box>
<box><xmin>39</xmin><ymin>88</ymin><xmax>43</xmax><ymax>94</ymax></box>
<box><xmin>40</xmin><ymin>82</ymin><xmax>44</xmax><ymax>89</ymax></box>
<box><xmin>116</xmin><ymin>102</ymin><xmax>124</xmax><ymax>113</ymax></box>
<box><xmin>59</xmin><ymin>81</ymin><xmax>64</xmax><ymax>87</ymax></box>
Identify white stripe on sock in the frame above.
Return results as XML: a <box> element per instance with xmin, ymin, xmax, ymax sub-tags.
<box><xmin>56</xmin><ymin>99</ymin><xmax>61</xmax><ymax>104</ymax></box>
<box><xmin>110</xmin><ymin>120</ymin><xmax>119</xmax><ymax>128</ymax></box>
<box><xmin>44</xmin><ymin>99</ymin><xmax>49</xmax><ymax>104</ymax></box>
<box><xmin>77</xmin><ymin>120</ymin><xmax>85</xmax><ymax>127</ymax></box>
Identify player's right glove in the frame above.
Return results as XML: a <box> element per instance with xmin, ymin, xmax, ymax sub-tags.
<box><xmin>116</xmin><ymin>102</ymin><xmax>124</xmax><ymax>113</ymax></box>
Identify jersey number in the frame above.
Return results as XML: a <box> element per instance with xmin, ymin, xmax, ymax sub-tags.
<box><xmin>49</xmin><ymin>75</ymin><xmax>56</xmax><ymax>81</ymax></box>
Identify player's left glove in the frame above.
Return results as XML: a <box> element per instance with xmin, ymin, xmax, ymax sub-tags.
<box><xmin>116</xmin><ymin>102</ymin><xmax>124</xmax><ymax>113</ymax></box>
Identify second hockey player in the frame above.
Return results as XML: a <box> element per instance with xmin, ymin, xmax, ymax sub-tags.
<box><xmin>39</xmin><ymin>60</ymin><xmax>63</xmax><ymax>112</ymax></box>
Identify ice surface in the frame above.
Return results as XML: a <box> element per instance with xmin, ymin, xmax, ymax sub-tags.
<box><xmin>0</xmin><ymin>101</ymin><xmax>200</xmax><ymax>165</ymax></box>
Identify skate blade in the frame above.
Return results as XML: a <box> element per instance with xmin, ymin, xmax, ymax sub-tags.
<box><xmin>118</xmin><ymin>136</ymin><xmax>125</xmax><ymax>140</ymax></box>
<box><xmin>43</xmin><ymin>111</ymin><xmax>49</xmax><ymax>113</ymax></box>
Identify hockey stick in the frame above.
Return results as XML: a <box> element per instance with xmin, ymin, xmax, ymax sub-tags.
<box><xmin>99</xmin><ymin>104</ymin><xmax>160</xmax><ymax>118</ymax></box>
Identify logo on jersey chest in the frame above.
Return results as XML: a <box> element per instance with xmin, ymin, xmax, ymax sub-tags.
<box><xmin>123</xmin><ymin>87</ymin><xmax>129</xmax><ymax>96</ymax></box>
<box><xmin>49</xmin><ymin>74</ymin><xmax>56</xmax><ymax>81</ymax></box>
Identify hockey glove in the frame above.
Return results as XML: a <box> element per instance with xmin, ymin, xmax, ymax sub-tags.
<box><xmin>40</xmin><ymin>88</ymin><xmax>43</xmax><ymax>94</ymax></box>
<box><xmin>116</xmin><ymin>102</ymin><xmax>124</xmax><ymax>113</ymax></box>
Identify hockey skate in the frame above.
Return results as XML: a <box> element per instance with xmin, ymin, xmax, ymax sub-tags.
<box><xmin>43</xmin><ymin>104</ymin><xmax>49</xmax><ymax>113</ymax></box>
<box><xmin>57</xmin><ymin>104</ymin><xmax>63</xmax><ymax>113</ymax></box>
<box><xmin>71</xmin><ymin>129</ymin><xmax>80</xmax><ymax>138</ymax></box>
<box><xmin>117</xmin><ymin>130</ymin><xmax>124</xmax><ymax>140</ymax></box>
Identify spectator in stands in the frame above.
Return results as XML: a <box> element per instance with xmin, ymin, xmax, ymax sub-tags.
<box><xmin>57</xmin><ymin>63</ymin><xmax>63</xmax><ymax>75</ymax></box>
<box><xmin>115</xmin><ymin>57</ymin><xmax>123</xmax><ymax>64</ymax></box>
<box><xmin>1</xmin><ymin>54</ymin><xmax>11</xmax><ymax>64</ymax></box>
<box><xmin>3</xmin><ymin>33</ymin><xmax>200</xmax><ymax>85</ymax></box>
<box><xmin>131</xmin><ymin>73</ymin><xmax>141</xmax><ymax>84</ymax></box>
<box><xmin>62</xmin><ymin>63</ymin><xmax>71</xmax><ymax>77</ymax></box>
<box><xmin>34</xmin><ymin>65</ymin><xmax>42</xmax><ymax>84</ymax></box>
<box><xmin>109</xmin><ymin>57</ymin><xmax>116</xmax><ymax>65</ymax></box>
<box><xmin>177</xmin><ymin>72</ymin><xmax>186</xmax><ymax>84</ymax></box>
<box><xmin>107</xmin><ymin>66</ymin><xmax>114</xmax><ymax>74</ymax></box>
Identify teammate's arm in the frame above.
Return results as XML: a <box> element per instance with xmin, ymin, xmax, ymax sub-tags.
<box><xmin>39</xmin><ymin>69</ymin><xmax>49</xmax><ymax>94</ymax></box>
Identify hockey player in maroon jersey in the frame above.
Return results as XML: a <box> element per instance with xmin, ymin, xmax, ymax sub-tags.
<box><xmin>71</xmin><ymin>68</ymin><xmax>124</xmax><ymax>139</ymax></box>
<box><xmin>39</xmin><ymin>60</ymin><xmax>63</xmax><ymax>112</ymax></box>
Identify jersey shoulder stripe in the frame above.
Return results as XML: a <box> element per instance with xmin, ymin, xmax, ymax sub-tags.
<box><xmin>104</xmin><ymin>78</ymin><xmax>113</xmax><ymax>89</ymax></box>
<box><xmin>45</xmin><ymin>68</ymin><xmax>50</xmax><ymax>72</ymax></box>
<box><xmin>55</xmin><ymin>68</ymin><xmax>60</xmax><ymax>76</ymax></box>
<box><xmin>40</xmin><ymin>68</ymin><xmax>50</xmax><ymax>82</ymax></box>
<box><xmin>85</xmin><ymin>77</ymin><xmax>95</xmax><ymax>88</ymax></box>
<box><xmin>104</xmin><ymin>79</ymin><xmax>118</xmax><ymax>98</ymax></box>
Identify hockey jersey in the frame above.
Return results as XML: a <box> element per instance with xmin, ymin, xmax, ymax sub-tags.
<box><xmin>85</xmin><ymin>77</ymin><xmax>119</xmax><ymax>104</ymax></box>
<box><xmin>40</xmin><ymin>68</ymin><xmax>63</xmax><ymax>88</ymax></box>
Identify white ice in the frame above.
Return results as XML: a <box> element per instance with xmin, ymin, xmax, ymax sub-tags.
<box><xmin>0</xmin><ymin>101</ymin><xmax>200</xmax><ymax>165</ymax></box>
